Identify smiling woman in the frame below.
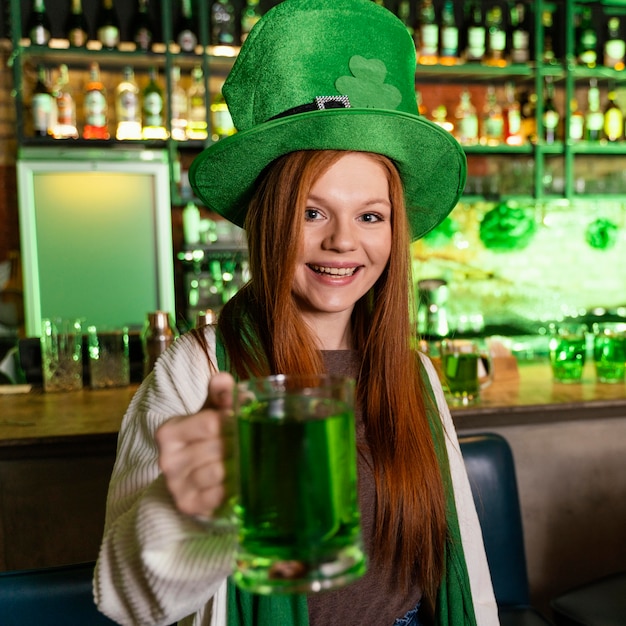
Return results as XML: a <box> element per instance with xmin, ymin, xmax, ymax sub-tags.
<box><xmin>94</xmin><ymin>2</ymin><xmax>497</xmax><ymax>626</ymax></box>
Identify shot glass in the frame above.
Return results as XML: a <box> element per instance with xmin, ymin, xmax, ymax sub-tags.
<box><xmin>87</xmin><ymin>325</ymin><xmax>130</xmax><ymax>389</ymax></box>
<box><xmin>233</xmin><ymin>374</ymin><xmax>365</xmax><ymax>595</ymax></box>
<box><xmin>440</xmin><ymin>339</ymin><xmax>492</xmax><ymax>405</ymax></box>
<box><xmin>40</xmin><ymin>318</ymin><xmax>83</xmax><ymax>393</ymax></box>
<box><xmin>549</xmin><ymin>323</ymin><xmax>588</xmax><ymax>383</ymax></box>
<box><xmin>593</xmin><ymin>322</ymin><xmax>626</xmax><ymax>384</ymax></box>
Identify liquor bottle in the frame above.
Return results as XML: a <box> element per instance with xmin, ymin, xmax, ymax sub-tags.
<box><xmin>585</xmin><ymin>79</ymin><xmax>604</xmax><ymax>142</ymax></box>
<box><xmin>453</xmin><ymin>89</ymin><xmax>479</xmax><ymax>146</ymax></box>
<box><xmin>415</xmin><ymin>89</ymin><xmax>428</xmax><ymax>116</ymax></box>
<box><xmin>484</xmin><ymin>3</ymin><xmax>507</xmax><ymax>67</ymax></box>
<box><xmin>241</xmin><ymin>0</ymin><xmax>262</xmax><ymax>43</ymax></box>
<box><xmin>170</xmin><ymin>66</ymin><xmax>188</xmax><ymax>142</ymax></box>
<box><xmin>83</xmin><ymin>62</ymin><xmax>110</xmax><ymax>140</ymax></box>
<box><xmin>397</xmin><ymin>1</ymin><xmax>413</xmax><ymax>39</ymax></box>
<box><xmin>96</xmin><ymin>0</ymin><xmax>120</xmax><ymax>50</ymax></box>
<box><xmin>604</xmin><ymin>15</ymin><xmax>625</xmax><ymax>71</ymax></box>
<box><xmin>439</xmin><ymin>0</ymin><xmax>459</xmax><ymax>65</ymax></box>
<box><xmin>576</xmin><ymin>5</ymin><xmax>598</xmax><ymax>68</ymax></box>
<box><xmin>142</xmin><ymin>311</ymin><xmax>178</xmax><ymax>378</ymax></box>
<box><xmin>186</xmin><ymin>65</ymin><xmax>208</xmax><ymax>140</ymax></box>
<box><xmin>542</xmin><ymin>77</ymin><xmax>560</xmax><ymax>144</ymax></box>
<box><xmin>520</xmin><ymin>90</ymin><xmax>537</xmax><ymax>144</ymax></box>
<box><xmin>541</xmin><ymin>9</ymin><xmax>556</xmax><ymax>64</ymax></box>
<box><xmin>210</xmin><ymin>85</ymin><xmax>236</xmax><ymax>141</ymax></box>
<box><xmin>481</xmin><ymin>85</ymin><xmax>504</xmax><ymax>146</ymax></box>
<box><xmin>464</xmin><ymin>0</ymin><xmax>486</xmax><ymax>63</ymax></box>
<box><xmin>65</xmin><ymin>0</ymin><xmax>89</xmax><ymax>48</ymax></box>
<box><xmin>508</xmin><ymin>1</ymin><xmax>531</xmax><ymax>64</ymax></box>
<box><xmin>32</xmin><ymin>65</ymin><xmax>53</xmax><ymax>136</ymax></box>
<box><xmin>142</xmin><ymin>67</ymin><xmax>168</xmax><ymax>140</ymax></box>
<box><xmin>115</xmin><ymin>66</ymin><xmax>141</xmax><ymax>141</ymax></box>
<box><xmin>52</xmin><ymin>64</ymin><xmax>78</xmax><ymax>139</ymax></box>
<box><xmin>131</xmin><ymin>0</ymin><xmax>153</xmax><ymax>53</ymax></box>
<box><xmin>211</xmin><ymin>0</ymin><xmax>237</xmax><ymax>46</ymax></box>
<box><xmin>176</xmin><ymin>0</ymin><xmax>198</xmax><ymax>53</ymax></box>
<box><xmin>503</xmin><ymin>82</ymin><xmax>523</xmax><ymax>146</ymax></box>
<box><xmin>569</xmin><ymin>98</ymin><xmax>584</xmax><ymax>142</ymax></box>
<box><xmin>27</xmin><ymin>0</ymin><xmax>51</xmax><ymax>45</ymax></box>
<box><xmin>416</xmin><ymin>0</ymin><xmax>439</xmax><ymax>65</ymax></box>
<box><xmin>603</xmin><ymin>88</ymin><xmax>623</xmax><ymax>142</ymax></box>
<box><xmin>431</xmin><ymin>105</ymin><xmax>453</xmax><ymax>133</ymax></box>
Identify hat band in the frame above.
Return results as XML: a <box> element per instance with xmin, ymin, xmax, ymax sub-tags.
<box><xmin>269</xmin><ymin>95</ymin><xmax>351</xmax><ymax>121</ymax></box>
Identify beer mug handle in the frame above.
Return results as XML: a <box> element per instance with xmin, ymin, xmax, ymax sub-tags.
<box><xmin>478</xmin><ymin>354</ymin><xmax>493</xmax><ymax>390</ymax></box>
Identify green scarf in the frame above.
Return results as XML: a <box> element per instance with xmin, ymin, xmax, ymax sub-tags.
<box><xmin>217</xmin><ymin>342</ymin><xmax>477</xmax><ymax>626</ymax></box>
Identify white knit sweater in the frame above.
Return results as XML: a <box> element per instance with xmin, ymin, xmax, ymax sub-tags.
<box><xmin>93</xmin><ymin>327</ymin><xmax>499</xmax><ymax>626</ymax></box>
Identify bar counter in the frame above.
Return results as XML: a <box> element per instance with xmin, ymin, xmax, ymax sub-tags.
<box><xmin>1</xmin><ymin>361</ymin><xmax>624</xmax><ymax>448</ymax></box>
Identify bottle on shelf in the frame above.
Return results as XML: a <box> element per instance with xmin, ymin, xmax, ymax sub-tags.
<box><xmin>603</xmin><ymin>87</ymin><xmax>623</xmax><ymax>142</ymax></box>
<box><xmin>484</xmin><ymin>3</ymin><xmax>507</xmax><ymax>67</ymax></box>
<box><xmin>115</xmin><ymin>66</ymin><xmax>141</xmax><ymax>141</ymax></box>
<box><xmin>431</xmin><ymin>105</ymin><xmax>453</xmax><ymax>133</ymax></box>
<box><xmin>576</xmin><ymin>5</ymin><xmax>598</xmax><ymax>68</ymax></box>
<box><xmin>186</xmin><ymin>65</ymin><xmax>208</xmax><ymax>141</ymax></box>
<box><xmin>520</xmin><ymin>90</ymin><xmax>537</xmax><ymax>144</ymax></box>
<box><xmin>453</xmin><ymin>89</ymin><xmax>479</xmax><ymax>146</ymax></box>
<box><xmin>463</xmin><ymin>0</ymin><xmax>486</xmax><ymax>63</ymax></box>
<box><xmin>27</xmin><ymin>0</ymin><xmax>52</xmax><ymax>46</ymax></box>
<box><xmin>52</xmin><ymin>64</ymin><xmax>78</xmax><ymax>139</ymax></box>
<box><xmin>439</xmin><ymin>0</ymin><xmax>459</xmax><ymax>65</ymax></box>
<box><xmin>83</xmin><ymin>62</ymin><xmax>110</xmax><ymax>140</ymax></box>
<box><xmin>542</xmin><ymin>77</ymin><xmax>560</xmax><ymax>145</ymax></box>
<box><xmin>569</xmin><ymin>98</ymin><xmax>585</xmax><ymax>143</ymax></box>
<box><xmin>480</xmin><ymin>85</ymin><xmax>504</xmax><ymax>146</ymax></box>
<box><xmin>415</xmin><ymin>89</ymin><xmax>428</xmax><ymax>117</ymax></box>
<box><xmin>96</xmin><ymin>0</ymin><xmax>120</xmax><ymax>51</ymax></box>
<box><xmin>416</xmin><ymin>0</ymin><xmax>439</xmax><ymax>65</ymax></box>
<box><xmin>241</xmin><ymin>0</ymin><xmax>262</xmax><ymax>43</ymax></box>
<box><xmin>175</xmin><ymin>0</ymin><xmax>198</xmax><ymax>53</ymax></box>
<box><xmin>541</xmin><ymin>9</ymin><xmax>557</xmax><ymax>64</ymax></box>
<box><xmin>396</xmin><ymin>1</ymin><xmax>414</xmax><ymax>39</ymax></box>
<box><xmin>604</xmin><ymin>15</ymin><xmax>625</xmax><ymax>71</ymax></box>
<box><xmin>65</xmin><ymin>0</ymin><xmax>89</xmax><ymax>48</ymax></box>
<box><xmin>131</xmin><ymin>0</ymin><xmax>154</xmax><ymax>53</ymax></box>
<box><xmin>503</xmin><ymin>81</ymin><xmax>523</xmax><ymax>146</ymax></box>
<box><xmin>210</xmin><ymin>84</ymin><xmax>236</xmax><ymax>142</ymax></box>
<box><xmin>585</xmin><ymin>79</ymin><xmax>604</xmax><ymax>142</ymax></box>
<box><xmin>170</xmin><ymin>66</ymin><xmax>188</xmax><ymax>142</ymax></box>
<box><xmin>508</xmin><ymin>1</ymin><xmax>531</xmax><ymax>64</ymax></box>
<box><xmin>142</xmin><ymin>67</ymin><xmax>168</xmax><ymax>141</ymax></box>
<box><xmin>211</xmin><ymin>0</ymin><xmax>237</xmax><ymax>46</ymax></box>
<box><xmin>32</xmin><ymin>65</ymin><xmax>53</xmax><ymax>137</ymax></box>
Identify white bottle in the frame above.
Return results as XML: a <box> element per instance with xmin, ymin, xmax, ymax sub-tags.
<box><xmin>115</xmin><ymin>66</ymin><xmax>141</xmax><ymax>140</ymax></box>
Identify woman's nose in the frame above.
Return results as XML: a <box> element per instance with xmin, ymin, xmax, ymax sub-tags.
<box><xmin>321</xmin><ymin>219</ymin><xmax>357</xmax><ymax>251</ymax></box>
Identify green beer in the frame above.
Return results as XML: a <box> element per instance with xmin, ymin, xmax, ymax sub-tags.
<box><xmin>234</xmin><ymin>378</ymin><xmax>365</xmax><ymax>594</ymax></box>
<box><xmin>550</xmin><ymin>336</ymin><xmax>586</xmax><ymax>383</ymax></box>
<box><xmin>442</xmin><ymin>352</ymin><xmax>479</xmax><ymax>400</ymax></box>
<box><xmin>594</xmin><ymin>334</ymin><xmax>626</xmax><ymax>383</ymax></box>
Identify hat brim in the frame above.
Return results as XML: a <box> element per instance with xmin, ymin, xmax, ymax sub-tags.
<box><xmin>189</xmin><ymin>107</ymin><xmax>467</xmax><ymax>241</ymax></box>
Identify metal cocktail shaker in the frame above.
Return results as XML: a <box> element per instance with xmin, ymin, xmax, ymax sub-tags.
<box><xmin>142</xmin><ymin>311</ymin><xmax>178</xmax><ymax>377</ymax></box>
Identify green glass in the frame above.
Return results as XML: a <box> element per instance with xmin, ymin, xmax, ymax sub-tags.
<box><xmin>550</xmin><ymin>324</ymin><xmax>587</xmax><ymax>383</ymax></box>
<box><xmin>442</xmin><ymin>352</ymin><xmax>480</xmax><ymax>400</ymax></box>
<box><xmin>234</xmin><ymin>375</ymin><xmax>365</xmax><ymax>595</ymax></box>
<box><xmin>593</xmin><ymin>324</ymin><xmax>626</xmax><ymax>383</ymax></box>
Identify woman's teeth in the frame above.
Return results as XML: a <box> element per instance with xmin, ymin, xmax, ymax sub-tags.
<box><xmin>309</xmin><ymin>264</ymin><xmax>357</xmax><ymax>276</ymax></box>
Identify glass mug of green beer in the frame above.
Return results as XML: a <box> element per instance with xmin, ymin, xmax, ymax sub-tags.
<box><xmin>233</xmin><ymin>374</ymin><xmax>366</xmax><ymax>594</ymax></box>
<box><xmin>440</xmin><ymin>339</ymin><xmax>491</xmax><ymax>405</ymax></box>
<box><xmin>549</xmin><ymin>323</ymin><xmax>588</xmax><ymax>383</ymax></box>
<box><xmin>593</xmin><ymin>322</ymin><xmax>626</xmax><ymax>383</ymax></box>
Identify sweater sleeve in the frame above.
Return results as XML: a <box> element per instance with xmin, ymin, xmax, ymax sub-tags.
<box><xmin>419</xmin><ymin>354</ymin><xmax>500</xmax><ymax>626</ymax></box>
<box><xmin>94</xmin><ymin>328</ymin><xmax>236</xmax><ymax>626</ymax></box>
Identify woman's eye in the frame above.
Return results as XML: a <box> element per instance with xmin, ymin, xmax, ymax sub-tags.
<box><xmin>360</xmin><ymin>212</ymin><xmax>383</xmax><ymax>223</ymax></box>
<box><xmin>304</xmin><ymin>208</ymin><xmax>321</xmax><ymax>221</ymax></box>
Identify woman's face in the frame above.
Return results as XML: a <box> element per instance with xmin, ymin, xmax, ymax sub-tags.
<box><xmin>292</xmin><ymin>152</ymin><xmax>392</xmax><ymax>322</ymax></box>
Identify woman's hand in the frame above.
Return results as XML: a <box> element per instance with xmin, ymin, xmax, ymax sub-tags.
<box><xmin>156</xmin><ymin>372</ymin><xmax>236</xmax><ymax>519</ymax></box>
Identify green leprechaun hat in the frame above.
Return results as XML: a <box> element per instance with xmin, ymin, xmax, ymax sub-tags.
<box><xmin>189</xmin><ymin>0</ymin><xmax>467</xmax><ymax>241</ymax></box>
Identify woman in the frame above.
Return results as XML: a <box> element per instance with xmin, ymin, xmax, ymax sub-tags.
<box><xmin>94</xmin><ymin>1</ymin><xmax>498</xmax><ymax>625</ymax></box>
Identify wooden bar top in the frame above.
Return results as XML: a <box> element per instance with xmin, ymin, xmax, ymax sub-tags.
<box><xmin>1</xmin><ymin>362</ymin><xmax>625</xmax><ymax>447</ymax></box>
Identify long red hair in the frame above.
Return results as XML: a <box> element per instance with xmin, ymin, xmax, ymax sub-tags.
<box><xmin>217</xmin><ymin>150</ymin><xmax>447</xmax><ymax>606</ymax></box>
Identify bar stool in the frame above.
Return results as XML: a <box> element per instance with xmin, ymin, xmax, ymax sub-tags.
<box><xmin>459</xmin><ymin>433</ymin><xmax>553</xmax><ymax>626</ymax></box>
<box><xmin>550</xmin><ymin>571</ymin><xmax>626</xmax><ymax>626</ymax></box>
